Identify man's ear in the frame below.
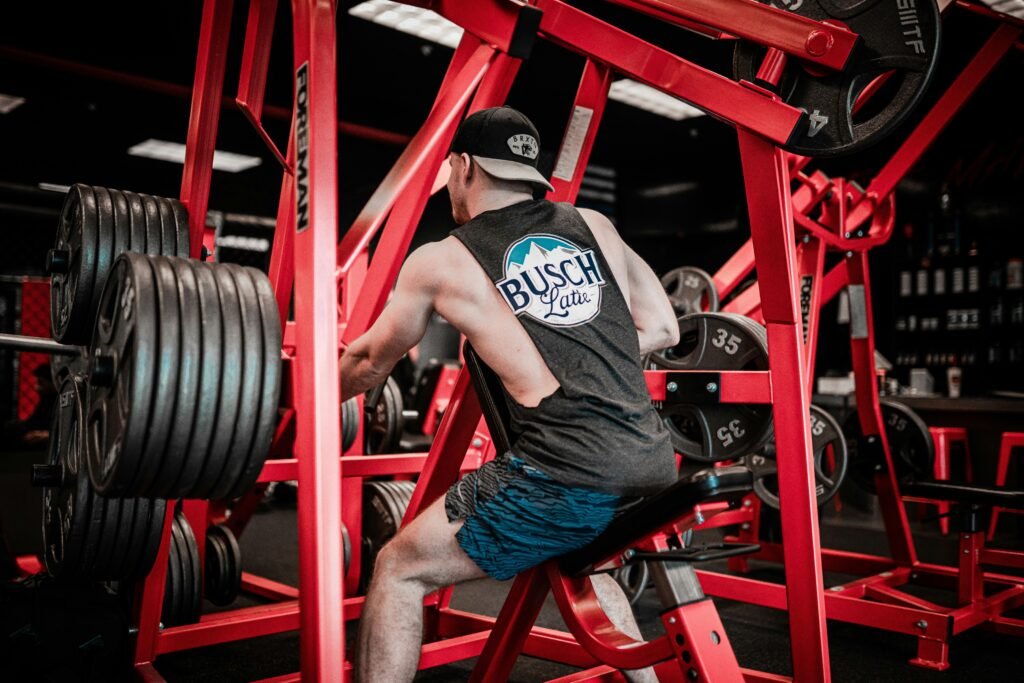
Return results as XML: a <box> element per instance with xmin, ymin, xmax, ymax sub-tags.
<box><xmin>460</xmin><ymin>153</ymin><xmax>474</xmax><ymax>184</ymax></box>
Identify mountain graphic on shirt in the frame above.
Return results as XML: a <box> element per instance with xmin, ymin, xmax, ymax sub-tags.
<box><xmin>504</xmin><ymin>236</ymin><xmax>580</xmax><ymax>275</ymax></box>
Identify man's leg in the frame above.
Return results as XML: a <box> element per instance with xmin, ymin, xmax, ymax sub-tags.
<box><xmin>356</xmin><ymin>494</ymin><xmax>487</xmax><ymax>683</ymax></box>
<box><xmin>591</xmin><ymin>573</ymin><xmax>658</xmax><ymax>683</ymax></box>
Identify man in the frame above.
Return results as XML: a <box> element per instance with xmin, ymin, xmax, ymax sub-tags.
<box><xmin>342</xmin><ymin>107</ymin><xmax>679</xmax><ymax>682</ymax></box>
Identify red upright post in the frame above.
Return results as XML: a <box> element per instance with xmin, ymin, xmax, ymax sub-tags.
<box><xmin>737</xmin><ymin>130</ymin><xmax>831</xmax><ymax>683</ymax></box>
<box><xmin>290</xmin><ymin>1</ymin><xmax>344</xmax><ymax>680</ymax></box>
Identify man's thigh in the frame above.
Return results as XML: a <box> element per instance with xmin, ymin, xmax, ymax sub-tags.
<box><xmin>381</xmin><ymin>494</ymin><xmax>488</xmax><ymax>589</ymax></box>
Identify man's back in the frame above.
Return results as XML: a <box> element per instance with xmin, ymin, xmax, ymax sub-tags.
<box><xmin>413</xmin><ymin>198</ymin><xmax>676</xmax><ymax>496</ymax></box>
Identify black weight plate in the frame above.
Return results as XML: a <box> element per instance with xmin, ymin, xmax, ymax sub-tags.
<box><xmin>169</xmin><ymin>199</ymin><xmax>191</xmax><ymax>258</ymax></box>
<box><xmin>342</xmin><ymin>399</ymin><xmax>359</xmax><ymax>451</ymax></box>
<box><xmin>86</xmin><ymin>254</ymin><xmax>158</xmax><ymax>496</ymax></box>
<box><xmin>140</xmin><ymin>194</ymin><xmax>162</xmax><ymax>256</ymax></box>
<box><xmin>209</xmin><ymin>264</ymin><xmax>262</xmax><ymax>500</ymax></box>
<box><xmin>223</xmin><ymin>266</ymin><xmax>282</xmax><ymax>500</ymax></box>
<box><xmin>164</xmin><ymin>515</ymin><xmax>185</xmax><ymax>625</ymax></box>
<box><xmin>108</xmin><ymin>189</ymin><xmax>132</xmax><ymax>262</ymax></box>
<box><xmin>749</xmin><ymin>404</ymin><xmax>849</xmax><ymax>509</ymax></box>
<box><xmin>193</xmin><ymin>263</ymin><xmax>243</xmax><ymax>499</ymax></box>
<box><xmin>176</xmin><ymin>513</ymin><xmax>202</xmax><ymax>623</ymax></box>
<box><xmin>342</xmin><ymin>523</ymin><xmax>351</xmax><ymax>573</ymax></box>
<box><xmin>88</xmin><ymin>493</ymin><xmax>125</xmax><ymax>579</ymax></box>
<box><xmin>132</xmin><ymin>257</ymin><xmax>181</xmax><ymax>496</ymax></box>
<box><xmin>612</xmin><ymin>561</ymin><xmax>649</xmax><ymax>606</ymax></box>
<box><xmin>365</xmin><ymin>378</ymin><xmax>404</xmax><ymax>454</ymax></box>
<box><xmin>733</xmin><ymin>0</ymin><xmax>941</xmax><ymax>156</ymax></box>
<box><xmin>843</xmin><ymin>399</ymin><xmax>934</xmax><ymax>493</ymax></box>
<box><xmin>114</xmin><ymin>495</ymin><xmax>149</xmax><ymax>579</ymax></box>
<box><xmin>173</xmin><ymin>261</ymin><xmax>222</xmax><ymax>497</ymax></box>
<box><xmin>651</xmin><ymin>313</ymin><xmax>773</xmax><ymax>462</ymax></box>
<box><xmin>103</xmin><ymin>496</ymin><xmax>137</xmax><ymax>578</ymax></box>
<box><xmin>134</xmin><ymin>498</ymin><xmax>167</xmax><ymax>579</ymax></box>
<box><xmin>50</xmin><ymin>185</ymin><xmax>100</xmax><ymax>344</ymax></box>
<box><xmin>363</xmin><ymin>482</ymin><xmax>403</xmax><ymax>571</ymax></box>
<box><xmin>90</xmin><ymin>187</ymin><xmax>117</xmax><ymax>319</ymax></box>
<box><xmin>122</xmin><ymin>190</ymin><xmax>148</xmax><ymax>253</ymax></box>
<box><xmin>660</xmin><ymin>266</ymin><xmax>720</xmax><ymax>316</ymax></box>
<box><xmin>49</xmin><ymin>346</ymin><xmax>89</xmax><ymax>388</ymax></box>
<box><xmin>155</xmin><ymin>197</ymin><xmax>177</xmax><ymax>256</ymax></box>
<box><xmin>156</xmin><ymin>259</ymin><xmax>202</xmax><ymax>498</ymax></box>
<box><xmin>204</xmin><ymin>525</ymin><xmax>241</xmax><ymax>606</ymax></box>
<box><xmin>42</xmin><ymin>377</ymin><xmax>88</xmax><ymax>577</ymax></box>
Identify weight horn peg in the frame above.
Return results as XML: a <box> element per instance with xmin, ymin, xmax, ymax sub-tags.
<box><xmin>89</xmin><ymin>354</ymin><xmax>116</xmax><ymax>387</ymax></box>
<box><xmin>45</xmin><ymin>248</ymin><xmax>71</xmax><ymax>274</ymax></box>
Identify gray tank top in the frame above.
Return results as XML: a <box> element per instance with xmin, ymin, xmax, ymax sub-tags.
<box><xmin>451</xmin><ymin>199</ymin><xmax>675</xmax><ymax>496</ymax></box>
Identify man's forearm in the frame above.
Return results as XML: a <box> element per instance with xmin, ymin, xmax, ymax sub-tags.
<box><xmin>339</xmin><ymin>347</ymin><xmax>390</xmax><ymax>402</ymax></box>
<box><xmin>637</xmin><ymin>327</ymin><xmax>678</xmax><ymax>356</ymax></box>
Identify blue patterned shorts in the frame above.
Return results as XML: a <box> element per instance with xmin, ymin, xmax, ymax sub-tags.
<box><xmin>444</xmin><ymin>453</ymin><xmax>632</xmax><ymax>580</ymax></box>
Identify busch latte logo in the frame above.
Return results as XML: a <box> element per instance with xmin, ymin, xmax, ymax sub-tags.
<box><xmin>496</xmin><ymin>234</ymin><xmax>606</xmax><ymax>327</ymax></box>
<box><xmin>507</xmin><ymin>134</ymin><xmax>539</xmax><ymax>160</ymax></box>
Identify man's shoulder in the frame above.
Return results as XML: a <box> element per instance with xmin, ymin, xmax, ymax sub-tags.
<box><xmin>404</xmin><ymin>238</ymin><xmax>468</xmax><ymax>283</ymax></box>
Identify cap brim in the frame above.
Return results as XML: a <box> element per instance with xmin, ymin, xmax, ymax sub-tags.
<box><xmin>473</xmin><ymin>155</ymin><xmax>555</xmax><ymax>192</ymax></box>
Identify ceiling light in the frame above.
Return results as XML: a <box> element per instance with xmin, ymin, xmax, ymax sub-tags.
<box><xmin>349</xmin><ymin>0</ymin><xmax>463</xmax><ymax>48</ymax></box>
<box><xmin>608</xmin><ymin>79</ymin><xmax>706</xmax><ymax>121</ymax></box>
<box><xmin>127</xmin><ymin>139</ymin><xmax>262</xmax><ymax>173</ymax></box>
<box><xmin>0</xmin><ymin>94</ymin><xmax>26</xmax><ymax>114</ymax></box>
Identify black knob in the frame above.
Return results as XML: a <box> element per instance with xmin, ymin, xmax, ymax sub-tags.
<box><xmin>46</xmin><ymin>249</ymin><xmax>71</xmax><ymax>274</ymax></box>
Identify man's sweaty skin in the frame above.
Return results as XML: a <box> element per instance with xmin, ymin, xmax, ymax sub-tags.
<box><xmin>345</xmin><ymin>150</ymin><xmax>678</xmax><ymax>683</ymax></box>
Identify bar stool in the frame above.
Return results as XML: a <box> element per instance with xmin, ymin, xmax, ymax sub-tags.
<box><xmin>903</xmin><ymin>427</ymin><xmax>971</xmax><ymax>535</ymax></box>
<box><xmin>987</xmin><ymin>432</ymin><xmax>1024</xmax><ymax>540</ymax></box>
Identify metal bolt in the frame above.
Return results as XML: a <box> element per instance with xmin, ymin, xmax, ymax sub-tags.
<box><xmin>667</xmin><ymin>381</ymin><xmax>679</xmax><ymax>393</ymax></box>
<box><xmin>879</xmin><ymin>571</ymin><xmax>893</xmax><ymax>578</ymax></box>
<box><xmin>668</xmin><ymin>616</ymin><xmax>677</xmax><ymax>624</ymax></box>
<box><xmin>742</xmin><ymin>499</ymin><xmax>752</xmax><ymax>507</ymax></box>
<box><xmin>844</xmin><ymin>232</ymin><xmax>851</xmax><ymax>239</ymax></box>
<box><xmin>829</xmin><ymin>586</ymin><xmax>843</xmax><ymax>592</ymax></box>
<box><xmin>128</xmin><ymin>627</ymin><xmax>139</xmax><ymax>636</ymax></box>
<box><xmin>695</xmin><ymin>511</ymin><xmax>705</xmax><ymax>525</ymax></box>
<box><xmin>846</xmin><ymin>251</ymin><xmax>854</xmax><ymax>258</ymax></box>
<box><xmin>741</xmin><ymin>523</ymin><xmax>751</xmax><ymax>530</ymax></box>
<box><xmin>706</xmin><ymin>382</ymin><xmax>718</xmax><ymax>393</ymax></box>
<box><xmin>687</xmin><ymin>668</ymin><xmax>700</xmax><ymax>681</ymax></box>
<box><xmin>915</xmin><ymin>620</ymin><xmax>928</xmax><ymax>630</ymax></box>
<box><xmin>963</xmin><ymin>549</ymin><xmax>970</xmax><ymax>554</ymax></box>
<box><xmin>802</xmin><ymin>235</ymin><xmax>811</xmax><ymax>243</ymax></box>
<box><xmin>471</xmin><ymin>438</ymin><xmax>483</xmax><ymax>448</ymax></box>
<box><xmin>805</xmin><ymin>29</ymin><xmax>833</xmax><ymax>56</ymax></box>
<box><xmin>622</xmin><ymin>549</ymin><xmax>636</xmax><ymax>562</ymax></box>
<box><xmin>856</xmin><ymin>230</ymin><xmax>865</xmax><ymax>237</ymax></box>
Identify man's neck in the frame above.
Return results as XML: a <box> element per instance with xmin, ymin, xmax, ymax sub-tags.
<box><xmin>467</xmin><ymin>189</ymin><xmax>534</xmax><ymax>221</ymax></box>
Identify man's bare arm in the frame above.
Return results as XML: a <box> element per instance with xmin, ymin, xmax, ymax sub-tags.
<box><xmin>340</xmin><ymin>244</ymin><xmax>440</xmax><ymax>401</ymax></box>
<box><xmin>623</xmin><ymin>245</ymin><xmax>680</xmax><ymax>354</ymax></box>
<box><xmin>578</xmin><ymin>208</ymin><xmax>679</xmax><ymax>354</ymax></box>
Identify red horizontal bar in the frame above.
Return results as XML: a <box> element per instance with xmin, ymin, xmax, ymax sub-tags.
<box><xmin>602</xmin><ymin>0</ymin><xmax>858</xmax><ymax>70</ymax></box>
<box><xmin>156</xmin><ymin>601</ymin><xmax>300</xmax><ymax>654</ymax></box>
<box><xmin>695</xmin><ymin>569</ymin><xmax>952</xmax><ymax>639</ymax></box>
<box><xmin>980</xmin><ymin>548</ymin><xmax>1024</xmax><ymax>571</ymax></box>
<box><xmin>950</xmin><ymin>585</ymin><xmax>1024</xmax><ymax>634</ymax></box>
<box><xmin>257</xmin><ymin>451</ymin><xmax>487</xmax><ymax>482</ymax></box>
<box><xmin>989</xmin><ymin>616</ymin><xmax>1024</xmax><ymax>637</ymax></box>
<box><xmin>438</xmin><ymin>608</ymin><xmax>599</xmax><ymax>668</ymax></box>
<box><xmin>645</xmin><ymin>370</ymin><xmax>771</xmax><ymax>403</ymax></box>
<box><xmin>241</xmin><ymin>572</ymin><xmax>300</xmax><ymax>601</ymax></box>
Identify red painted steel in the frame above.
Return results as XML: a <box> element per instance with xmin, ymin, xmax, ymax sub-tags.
<box><xmin>737</xmin><ymin>130</ymin><xmax>830</xmax><ymax>681</ymax></box>
<box><xmin>601</xmin><ymin>0</ymin><xmax>858</xmax><ymax>70</ymax></box>
<box><xmin>289</xmin><ymin>1</ymin><xmax>345</xmax><ymax>679</ymax></box>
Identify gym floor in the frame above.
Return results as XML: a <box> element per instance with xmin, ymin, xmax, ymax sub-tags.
<box><xmin>148</xmin><ymin>492</ymin><xmax>1023</xmax><ymax>683</ymax></box>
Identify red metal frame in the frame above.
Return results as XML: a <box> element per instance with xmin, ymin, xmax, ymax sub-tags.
<box><xmin>125</xmin><ymin>0</ymin><xmax>1024</xmax><ymax>681</ymax></box>
<box><xmin>677</xmin><ymin>8</ymin><xmax>1024</xmax><ymax>672</ymax></box>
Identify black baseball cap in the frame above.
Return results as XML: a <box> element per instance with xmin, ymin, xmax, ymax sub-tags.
<box><xmin>450</xmin><ymin>106</ymin><xmax>554</xmax><ymax>192</ymax></box>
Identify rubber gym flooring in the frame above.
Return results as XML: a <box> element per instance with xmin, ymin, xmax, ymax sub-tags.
<box><xmin>155</xmin><ymin>492</ymin><xmax>1023</xmax><ymax>683</ymax></box>
<box><xmin>3</xmin><ymin>448</ymin><xmax>1022</xmax><ymax>681</ymax></box>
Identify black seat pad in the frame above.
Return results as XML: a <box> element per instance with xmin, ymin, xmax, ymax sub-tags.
<box><xmin>561</xmin><ymin>467</ymin><xmax>752</xmax><ymax>576</ymax></box>
<box><xmin>461</xmin><ymin>342</ymin><xmax>754</xmax><ymax>577</ymax></box>
<box><xmin>904</xmin><ymin>480</ymin><xmax>1024</xmax><ymax>510</ymax></box>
